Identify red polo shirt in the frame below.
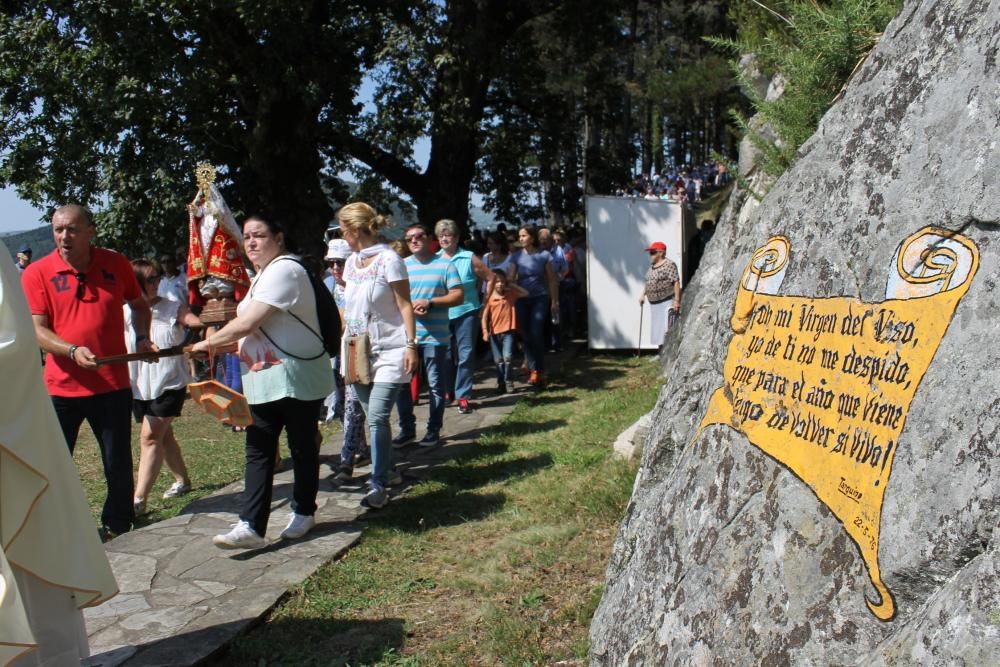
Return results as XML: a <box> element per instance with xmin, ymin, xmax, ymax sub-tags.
<box><xmin>21</xmin><ymin>247</ymin><xmax>142</xmax><ymax>397</ymax></box>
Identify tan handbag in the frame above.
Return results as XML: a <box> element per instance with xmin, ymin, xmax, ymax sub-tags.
<box><xmin>343</xmin><ymin>333</ymin><xmax>373</xmax><ymax>385</ymax></box>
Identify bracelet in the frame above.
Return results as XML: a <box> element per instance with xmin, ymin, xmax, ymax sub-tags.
<box><xmin>426</xmin><ymin>299</ymin><xmax>433</xmax><ymax>309</ymax></box>
<box><xmin>405</xmin><ymin>342</ymin><xmax>418</xmax><ymax>350</ymax></box>
<box><xmin>136</xmin><ymin>334</ymin><xmax>149</xmax><ymax>343</ymax></box>
<box><xmin>68</xmin><ymin>344</ymin><xmax>79</xmax><ymax>360</ymax></box>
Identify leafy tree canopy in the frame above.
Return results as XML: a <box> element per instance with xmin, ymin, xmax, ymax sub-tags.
<box><xmin>1</xmin><ymin>0</ymin><xmax>747</xmax><ymax>255</ymax></box>
<box><xmin>1</xmin><ymin>0</ymin><xmax>380</xmax><ymax>254</ymax></box>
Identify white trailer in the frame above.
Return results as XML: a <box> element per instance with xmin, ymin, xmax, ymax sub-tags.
<box><xmin>585</xmin><ymin>196</ymin><xmax>695</xmax><ymax>350</ymax></box>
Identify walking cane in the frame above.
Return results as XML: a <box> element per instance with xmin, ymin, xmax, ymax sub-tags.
<box><xmin>636</xmin><ymin>301</ymin><xmax>644</xmax><ymax>356</ymax></box>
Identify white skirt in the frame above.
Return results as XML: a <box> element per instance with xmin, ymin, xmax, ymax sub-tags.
<box><xmin>648</xmin><ymin>301</ymin><xmax>671</xmax><ymax>345</ymax></box>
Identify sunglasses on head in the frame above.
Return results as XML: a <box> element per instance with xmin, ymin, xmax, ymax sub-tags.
<box><xmin>405</xmin><ymin>232</ymin><xmax>426</xmax><ymax>243</ymax></box>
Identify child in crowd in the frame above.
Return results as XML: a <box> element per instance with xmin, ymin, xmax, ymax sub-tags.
<box><xmin>481</xmin><ymin>269</ymin><xmax>528</xmax><ymax>394</ymax></box>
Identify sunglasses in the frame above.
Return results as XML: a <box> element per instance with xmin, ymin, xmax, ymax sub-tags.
<box><xmin>145</xmin><ymin>274</ymin><xmax>161</xmax><ymax>284</ymax></box>
<box><xmin>75</xmin><ymin>272</ymin><xmax>87</xmax><ymax>300</ymax></box>
<box><xmin>405</xmin><ymin>233</ymin><xmax>426</xmax><ymax>243</ymax></box>
<box><xmin>328</xmin><ymin>259</ymin><xmax>346</xmax><ymax>266</ymax></box>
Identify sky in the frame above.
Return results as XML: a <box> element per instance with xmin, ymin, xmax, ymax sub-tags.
<box><xmin>1</xmin><ymin>187</ymin><xmax>47</xmax><ymax>235</ymax></box>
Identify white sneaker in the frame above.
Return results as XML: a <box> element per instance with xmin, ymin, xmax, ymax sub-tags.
<box><xmin>387</xmin><ymin>469</ymin><xmax>403</xmax><ymax>487</ymax></box>
<box><xmin>212</xmin><ymin>520</ymin><xmax>266</xmax><ymax>549</ymax></box>
<box><xmin>361</xmin><ymin>485</ymin><xmax>388</xmax><ymax>509</ymax></box>
<box><xmin>163</xmin><ymin>480</ymin><xmax>191</xmax><ymax>499</ymax></box>
<box><xmin>280</xmin><ymin>513</ymin><xmax>316</xmax><ymax>540</ymax></box>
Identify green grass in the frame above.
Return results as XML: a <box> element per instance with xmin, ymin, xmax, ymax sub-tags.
<box><xmin>72</xmin><ymin>353</ymin><xmax>662</xmax><ymax>664</ymax></box>
<box><xmin>211</xmin><ymin>353</ymin><xmax>662</xmax><ymax>666</ymax></box>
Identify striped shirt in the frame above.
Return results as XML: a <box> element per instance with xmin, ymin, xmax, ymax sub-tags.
<box><xmin>406</xmin><ymin>254</ymin><xmax>461</xmax><ymax>346</ymax></box>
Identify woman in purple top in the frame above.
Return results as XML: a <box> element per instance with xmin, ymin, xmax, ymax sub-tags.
<box><xmin>508</xmin><ymin>225</ymin><xmax>559</xmax><ymax>387</ymax></box>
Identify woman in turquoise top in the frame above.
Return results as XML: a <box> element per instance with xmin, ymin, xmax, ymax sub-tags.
<box><xmin>435</xmin><ymin>219</ymin><xmax>493</xmax><ymax>414</ymax></box>
<box><xmin>191</xmin><ymin>215</ymin><xmax>334</xmax><ymax>550</ymax></box>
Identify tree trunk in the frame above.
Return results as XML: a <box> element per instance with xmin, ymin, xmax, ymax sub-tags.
<box><xmin>640</xmin><ymin>99</ymin><xmax>653</xmax><ymax>176</ymax></box>
<box><xmin>415</xmin><ymin>127</ymin><xmax>477</xmax><ymax>232</ymax></box>
<box><xmin>623</xmin><ymin>0</ymin><xmax>639</xmax><ymax>176</ymax></box>
<box><xmin>236</xmin><ymin>87</ymin><xmax>332</xmax><ymax>258</ymax></box>
<box><xmin>652</xmin><ymin>105</ymin><xmax>664</xmax><ymax>175</ymax></box>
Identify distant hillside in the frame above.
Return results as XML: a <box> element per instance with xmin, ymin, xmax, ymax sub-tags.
<box><xmin>332</xmin><ymin>180</ymin><xmax>501</xmax><ymax>233</ymax></box>
<box><xmin>1</xmin><ymin>225</ymin><xmax>54</xmax><ymax>258</ymax></box>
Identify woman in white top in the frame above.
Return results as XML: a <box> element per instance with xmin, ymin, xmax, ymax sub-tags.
<box><xmin>338</xmin><ymin>202</ymin><xmax>418</xmax><ymax>509</ymax></box>
<box><xmin>191</xmin><ymin>216</ymin><xmax>335</xmax><ymax>549</ymax></box>
<box><xmin>482</xmin><ymin>232</ymin><xmax>512</xmax><ymax>294</ymax></box>
<box><xmin>126</xmin><ymin>259</ymin><xmax>203</xmax><ymax>516</ymax></box>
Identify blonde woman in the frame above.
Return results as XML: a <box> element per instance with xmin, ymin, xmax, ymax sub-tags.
<box><xmin>338</xmin><ymin>202</ymin><xmax>418</xmax><ymax>508</ymax></box>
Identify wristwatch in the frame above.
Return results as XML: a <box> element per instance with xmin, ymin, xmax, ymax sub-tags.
<box><xmin>68</xmin><ymin>344</ymin><xmax>80</xmax><ymax>360</ymax></box>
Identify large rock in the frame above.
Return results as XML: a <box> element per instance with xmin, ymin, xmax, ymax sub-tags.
<box><xmin>591</xmin><ymin>0</ymin><xmax>1000</xmax><ymax>664</ymax></box>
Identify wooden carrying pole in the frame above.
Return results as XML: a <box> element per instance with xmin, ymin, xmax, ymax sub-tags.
<box><xmin>94</xmin><ymin>342</ymin><xmax>237</xmax><ymax>366</ymax></box>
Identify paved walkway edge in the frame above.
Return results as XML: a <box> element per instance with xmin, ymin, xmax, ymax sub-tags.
<box><xmin>81</xmin><ymin>373</ymin><xmax>519</xmax><ymax>667</ymax></box>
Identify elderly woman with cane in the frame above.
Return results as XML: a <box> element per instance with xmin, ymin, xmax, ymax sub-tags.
<box><xmin>639</xmin><ymin>241</ymin><xmax>681</xmax><ymax>346</ymax></box>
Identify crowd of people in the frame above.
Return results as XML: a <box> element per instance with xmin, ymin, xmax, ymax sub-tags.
<box><xmin>13</xmin><ymin>194</ymin><xmax>697</xmax><ymax>564</ymax></box>
<box><xmin>612</xmin><ymin>159</ymin><xmax>732</xmax><ymax>204</ymax></box>
<box><xmin>14</xmin><ymin>201</ymin><xmax>610</xmax><ymax>552</ymax></box>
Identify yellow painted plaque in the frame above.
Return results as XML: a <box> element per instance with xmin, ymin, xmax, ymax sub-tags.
<box><xmin>699</xmin><ymin>226</ymin><xmax>979</xmax><ymax>621</ymax></box>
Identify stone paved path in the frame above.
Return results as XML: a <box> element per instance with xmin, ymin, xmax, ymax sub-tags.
<box><xmin>82</xmin><ymin>374</ymin><xmax>523</xmax><ymax>667</ymax></box>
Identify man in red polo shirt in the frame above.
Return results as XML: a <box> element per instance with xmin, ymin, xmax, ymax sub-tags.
<box><xmin>21</xmin><ymin>204</ymin><xmax>155</xmax><ymax>540</ymax></box>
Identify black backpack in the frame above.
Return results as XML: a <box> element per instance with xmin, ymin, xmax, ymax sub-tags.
<box><xmin>258</xmin><ymin>256</ymin><xmax>342</xmax><ymax>360</ymax></box>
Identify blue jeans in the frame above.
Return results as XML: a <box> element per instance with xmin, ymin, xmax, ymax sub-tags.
<box><xmin>449</xmin><ymin>310</ymin><xmax>478</xmax><ymax>400</ymax></box>
<box><xmin>489</xmin><ymin>332</ymin><xmax>515</xmax><ymax>385</ymax></box>
<box><xmin>515</xmin><ymin>294</ymin><xmax>549</xmax><ymax>372</ymax></box>
<box><xmin>396</xmin><ymin>344</ymin><xmax>449</xmax><ymax>434</ymax></box>
<box><xmin>353</xmin><ymin>382</ymin><xmax>403</xmax><ymax>489</ymax></box>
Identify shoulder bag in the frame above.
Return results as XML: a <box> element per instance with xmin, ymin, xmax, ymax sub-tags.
<box><xmin>343</xmin><ymin>252</ymin><xmax>381</xmax><ymax>385</ymax></box>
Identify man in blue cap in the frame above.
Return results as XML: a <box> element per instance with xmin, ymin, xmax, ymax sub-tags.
<box><xmin>15</xmin><ymin>243</ymin><xmax>32</xmax><ymax>274</ymax></box>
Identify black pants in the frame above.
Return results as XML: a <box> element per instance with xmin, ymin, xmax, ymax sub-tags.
<box><xmin>52</xmin><ymin>388</ymin><xmax>135</xmax><ymax>534</ymax></box>
<box><xmin>242</xmin><ymin>397</ymin><xmax>323</xmax><ymax>536</ymax></box>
